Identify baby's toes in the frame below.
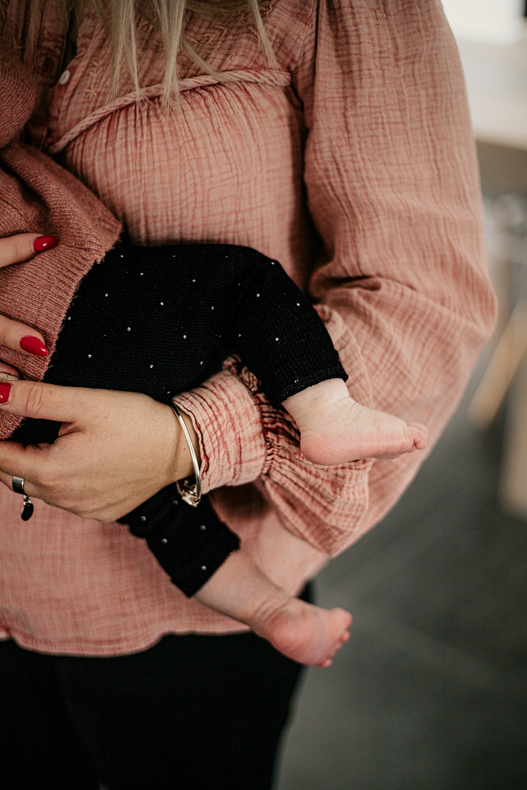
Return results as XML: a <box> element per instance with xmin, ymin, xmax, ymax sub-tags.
<box><xmin>319</xmin><ymin>638</ymin><xmax>345</xmax><ymax>668</ymax></box>
<box><xmin>409</xmin><ymin>421</ymin><xmax>428</xmax><ymax>450</ymax></box>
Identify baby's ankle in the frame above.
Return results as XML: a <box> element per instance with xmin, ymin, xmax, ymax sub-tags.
<box><xmin>248</xmin><ymin>590</ymin><xmax>300</xmax><ymax>637</ymax></box>
<box><xmin>282</xmin><ymin>378</ymin><xmax>351</xmax><ymax>431</ymax></box>
<box><xmin>250</xmin><ymin>594</ymin><xmax>352</xmax><ymax>667</ymax></box>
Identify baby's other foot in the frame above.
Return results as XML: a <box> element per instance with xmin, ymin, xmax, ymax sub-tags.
<box><xmin>253</xmin><ymin>597</ymin><xmax>352</xmax><ymax>667</ymax></box>
<box><xmin>299</xmin><ymin>399</ymin><xmax>428</xmax><ymax>466</ymax></box>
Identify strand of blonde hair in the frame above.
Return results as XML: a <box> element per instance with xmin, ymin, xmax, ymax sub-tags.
<box><xmin>14</xmin><ymin>0</ymin><xmax>277</xmax><ymax>106</ymax></box>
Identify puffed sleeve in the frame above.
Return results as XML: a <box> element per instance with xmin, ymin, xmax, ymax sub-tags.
<box><xmin>176</xmin><ymin>0</ymin><xmax>496</xmax><ymax>555</ymax></box>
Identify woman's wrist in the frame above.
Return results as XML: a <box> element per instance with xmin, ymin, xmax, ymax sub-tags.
<box><xmin>171</xmin><ymin>403</ymin><xmax>201</xmax><ymax>483</ymax></box>
<box><xmin>173</xmin><ymin>367</ymin><xmax>268</xmax><ymax>494</ymax></box>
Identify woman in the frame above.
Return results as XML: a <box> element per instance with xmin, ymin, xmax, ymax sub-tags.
<box><xmin>0</xmin><ymin>1</ymin><xmax>496</xmax><ymax>788</ymax></box>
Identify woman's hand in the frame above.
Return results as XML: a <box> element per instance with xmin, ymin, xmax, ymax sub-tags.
<box><xmin>0</xmin><ymin>232</ymin><xmax>199</xmax><ymax>521</ymax></box>
<box><xmin>0</xmin><ymin>379</ymin><xmax>199</xmax><ymax>521</ymax></box>
<box><xmin>0</xmin><ymin>232</ymin><xmax>58</xmax><ymax>377</ymax></box>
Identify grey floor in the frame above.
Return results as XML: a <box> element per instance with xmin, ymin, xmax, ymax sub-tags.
<box><xmin>275</xmin><ymin>365</ymin><xmax>527</xmax><ymax>790</ymax></box>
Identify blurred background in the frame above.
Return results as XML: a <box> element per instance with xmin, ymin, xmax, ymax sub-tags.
<box><xmin>276</xmin><ymin>2</ymin><xmax>527</xmax><ymax>788</ymax></box>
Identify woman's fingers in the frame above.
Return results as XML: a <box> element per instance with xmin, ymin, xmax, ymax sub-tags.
<box><xmin>0</xmin><ymin>443</ymin><xmax>54</xmax><ymax>506</ymax></box>
<box><xmin>0</xmin><ymin>462</ymin><xmax>40</xmax><ymax>499</ymax></box>
<box><xmin>0</xmin><ymin>235</ymin><xmax>60</xmax><ymax>498</ymax></box>
<box><xmin>0</xmin><ymin>364</ymin><xmax>21</xmax><ymax>380</ymax></box>
<box><xmin>0</xmin><ymin>379</ymin><xmax>82</xmax><ymax>422</ymax></box>
<box><xmin>0</xmin><ymin>233</ymin><xmax>58</xmax><ymax>357</ymax></box>
<box><xmin>0</xmin><ymin>380</ymin><xmax>87</xmax><ymax>503</ymax></box>
<box><xmin>0</xmin><ymin>314</ymin><xmax>48</xmax><ymax>357</ymax></box>
<box><xmin>0</xmin><ymin>232</ymin><xmax>57</xmax><ymax>268</ymax></box>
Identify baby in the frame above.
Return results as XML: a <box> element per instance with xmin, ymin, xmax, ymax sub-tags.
<box><xmin>12</xmin><ymin>241</ymin><xmax>428</xmax><ymax>668</ymax></box>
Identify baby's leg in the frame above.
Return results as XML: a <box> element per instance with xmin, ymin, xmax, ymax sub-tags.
<box><xmin>195</xmin><ymin>548</ymin><xmax>351</xmax><ymax>667</ymax></box>
<box><xmin>283</xmin><ymin>379</ymin><xmax>428</xmax><ymax>466</ymax></box>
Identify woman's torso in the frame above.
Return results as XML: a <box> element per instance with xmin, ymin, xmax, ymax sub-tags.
<box><xmin>0</xmin><ymin>0</ymin><xmax>331</xmax><ymax>654</ymax></box>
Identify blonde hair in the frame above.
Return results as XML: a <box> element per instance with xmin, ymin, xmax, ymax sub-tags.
<box><xmin>20</xmin><ymin>0</ymin><xmax>276</xmax><ymax>104</ymax></box>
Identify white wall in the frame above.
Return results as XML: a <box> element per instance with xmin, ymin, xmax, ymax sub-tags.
<box><xmin>441</xmin><ymin>0</ymin><xmax>525</xmax><ymax>44</ymax></box>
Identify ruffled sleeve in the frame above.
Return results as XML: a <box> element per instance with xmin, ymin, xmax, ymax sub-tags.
<box><xmin>176</xmin><ymin>0</ymin><xmax>497</xmax><ymax>556</ymax></box>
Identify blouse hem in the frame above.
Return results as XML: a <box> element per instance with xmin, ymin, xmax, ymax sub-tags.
<box><xmin>1</xmin><ymin>622</ymin><xmax>252</xmax><ymax>658</ymax></box>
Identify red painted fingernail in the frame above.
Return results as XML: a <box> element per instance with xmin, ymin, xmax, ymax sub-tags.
<box><xmin>0</xmin><ymin>383</ymin><xmax>13</xmax><ymax>404</ymax></box>
<box><xmin>32</xmin><ymin>235</ymin><xmax>58</xmax><ymax>254</ymax></box>
<box><xmin>20</xmin><ymin>336</ymin><xmax>48</xmax><ymax>356</ymax></box>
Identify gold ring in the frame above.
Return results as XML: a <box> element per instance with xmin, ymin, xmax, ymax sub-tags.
<box><xmin>0</xmin><ymin>373</ymin><xmax>18</xmax><ymax>382</ymax></box>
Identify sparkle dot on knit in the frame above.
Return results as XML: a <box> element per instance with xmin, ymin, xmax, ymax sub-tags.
<box><xmin>275</xmin><ymin>337</ymin><xmax>279</xmax><ymax>341</ymax></box>
<box><xmin>104</xmin><ymin>293</ymin><xmax>108</xmax><ymax>297</ymax></box>
<box><xmin>150</xmin><ymin>364</ymin><xmax>154</xmax><ymax>369</ymax></box>
<box><xmin>183</xmin><ymin>335</ymin><xmax>187</xmax><ymax>339</ymax></box>
<box><xmin>120</xmin><ymin>254</ymin><xmax>124</xmax><ymax>258</ymax></box>
<box><xmin>140</xmin><ymin>515</ymin><xmax>147</xmax><ymax>521</ymax></box>
<box><xmin>200</xmin><ymin>361</ymin><xmax>203</xmax><ymax>365</ymax></box>
<box><xmin>140</xmin><ymin>272</ymin><xmax>143</xmax><ymax>276</ymax></box>
<box><xmin>256</xmin><ymin>293</ymin><xmax>260</xmax><ymax>297</ymax></box>
<box><xmin>87</xmin><ymin>354</ymin><xmax>92</xmax><ymax>358</ymax></box>
<box><xmin>161</xmin><ymin>538</ymin><xmax>168</xmax><ymax>544</ymax></box>
<box><xmin>201</xmin><ymin>565</ymin><xmax>207</xmax><ymax>571</ymax></box>
<box><xmin>238</xmin><ymin>333</ymin><xmax>241</xmax><ymax>337</ymax></box>
<box><xmin>173</xmin><ymin>500</ymin><xmax>179</xmax><ymax>505</ymax></box>
<box><xmin>160</xmin><ymin>302</ymin><xmax>164</xmax><ymax>306</ymax></box>
<box><xmin>296</xmin><ymin>302</ymin><xmax>300</xmax><ymax>306</ymax></box>
<box><xmin>127</xmin><ymin>327</ymin><xmax>131</xmax><ymax>331</ymax></box>
<box><xmin>271</xmin><ymin>261</ymin><xmax>276</xmax><ymax>265</ymax></box>
<box><xmin>211</xmin><ymin>305</ymin><xmax>214</xmax><ymax>310</ymax></box>
<box><xmin>192</xmin><ymin>279</ymin><xmax>196</xmax><ymax>283</ymax></box>
<box><xmin>67</xmin><ymin>316</ymin><xmax>71</xmax><ymax>320</ymax></box>
<box><xmin>200</xmin><ymin>525</ymin><xmax>206</xmax><ymax>530</ymax></box>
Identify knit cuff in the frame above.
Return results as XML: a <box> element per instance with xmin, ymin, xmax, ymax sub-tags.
<box><xmin>259</xmin><ymin>348</ymin><xmax>348</xmax><ymax>408</ymax></box>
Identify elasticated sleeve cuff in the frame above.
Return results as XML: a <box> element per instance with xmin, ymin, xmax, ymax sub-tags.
<box><xmin>174</xmin><ymin>368</ymin><xmax>268</xmax><ymax>495</ymax></box>
<box><xmin>175</xmin><ymin>307</ymin><xmax>375</xmax><ymax>557</ymax></box>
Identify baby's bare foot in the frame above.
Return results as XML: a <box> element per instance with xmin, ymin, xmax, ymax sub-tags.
<box><xmin>283</xmin><ymin>379</ymin><xmax>428</xmax><ymax>466</ymax></box>
<box><xmin>252</xmin><ymin>597</ymin><xmax>352</xmax><ymax>667</ymax></box>
<box><xmin>300</xmin><ymin>399</ymin><xmax>428</xmax><ymax>466</ymax></box>
<box><xmin>196</xmin><ymin>549</ymin><xmax>351</xmax><ymax>667</ymax></box>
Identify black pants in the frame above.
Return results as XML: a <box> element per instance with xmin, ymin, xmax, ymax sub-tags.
<box><xmin>0</xmin><ymin>587</ymin><xmax>310</xmax><ymax>790</ymax></box>
<box><xmin>13</xmin><ymin>244</ymin><xmax>346</xmax><ymax>597</ymax></box>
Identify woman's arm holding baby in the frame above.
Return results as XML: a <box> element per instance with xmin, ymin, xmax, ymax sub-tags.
<box><xmin>0</xmin><ymin>377</ymin><xmax>197</xmax><ymax>521</ymax></box>
<box><xmin>0</xmin><ymin>233</ymin><xmax>199</xmax><ymax>520</ymax></box>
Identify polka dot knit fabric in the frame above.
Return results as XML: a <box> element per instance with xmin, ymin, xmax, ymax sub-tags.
<box><xmin>12</xmin><ymin>243</ymin><xmax>347</xmax><ymax>597</ymax></box>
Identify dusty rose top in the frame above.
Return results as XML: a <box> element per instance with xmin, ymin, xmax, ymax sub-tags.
<box><xmin>0</xmin><ymin>0</ymin><xmax>496</xmax><ymax>655</ymax></box>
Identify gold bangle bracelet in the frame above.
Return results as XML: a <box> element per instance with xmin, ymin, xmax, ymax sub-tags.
<box><xmin>171</xmin><ymin>402</ymin><xmax>202</xmax><ymax>507</ymax></box>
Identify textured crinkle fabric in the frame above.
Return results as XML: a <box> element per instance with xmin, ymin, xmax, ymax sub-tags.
<box><xmin>0</xmin><ymin>0</ymin><xmax>496</xmax><ymax>654</ymax></box>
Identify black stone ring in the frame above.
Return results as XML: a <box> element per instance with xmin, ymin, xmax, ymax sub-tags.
<box><xmin>12</xmin><ymin>477</ymin><xmax>34</xmax><ymax>521</ymax></box>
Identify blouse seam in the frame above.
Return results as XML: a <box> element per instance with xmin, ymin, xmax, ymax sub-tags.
<box><xmin>288</xmin><ymin>0</ymin><xmax>318</xmax><ymax>74</ymax></box>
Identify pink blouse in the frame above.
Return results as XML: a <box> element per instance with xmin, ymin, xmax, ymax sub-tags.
<box><xmin>0</xmin><ymin>0</ymin><xmax>496</xmax><ymax>655</ymax></box>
